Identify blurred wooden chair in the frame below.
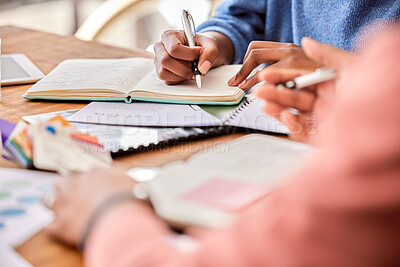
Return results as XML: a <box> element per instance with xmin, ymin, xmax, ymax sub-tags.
<box><xmin>75</xmin><ymin>0</ymin><xmax>222</xmax><ymax>50</ymax></box>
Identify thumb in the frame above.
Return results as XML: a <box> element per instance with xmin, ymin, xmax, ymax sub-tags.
<box><xmin>301</xmin><ymin>37</ymin><xmax>353</xmax><ymax>71</ymax></box>
<box><xmin>196</xmin><ymin>34</ymin><xmax>219</xmax><ymax>74</ymax></box>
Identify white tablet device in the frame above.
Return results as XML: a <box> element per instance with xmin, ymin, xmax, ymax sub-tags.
<box><xmin>1</xmin><ymin>54</ymin><xmax>44</xmax><ymax>86</ymax></box>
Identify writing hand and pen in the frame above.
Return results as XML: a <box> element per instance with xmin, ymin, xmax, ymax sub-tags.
<box><xmin>182</xmin><ymin>8</ymin><xmax>335</xmax><ymax>92</ymax></box>
<box><xmin>271</xmin><ymin>68</ymin><xmax>337</xmax><ymax>116</ymax></box>
<box><xmin>277</xmin><ymin>68</ymin><xmax>336</xmax><ymax>90</ymax></box>
<box><xmin>181</xmin><ymin>10</ymin><xmax>202</xmax><ymax>89</ymax></box>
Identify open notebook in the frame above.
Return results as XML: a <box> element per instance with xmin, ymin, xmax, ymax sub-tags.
<box><xmin>23</xmin><ymin>58</ymin><xmax>245</xmax><ymax>105</ymax></box>
<box><xmin>68</xmin><ymin>95</ymin><xmax>289</xmax><ymax>134</ymax></box>
<box><xmin>144</xmin><ymin>134</ymin><xmax>312</xmax><ymax>228</ymax></box>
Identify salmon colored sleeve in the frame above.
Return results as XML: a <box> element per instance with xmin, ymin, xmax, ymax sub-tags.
<box><xmin>85</xmin><ymin>29</ymin><xmax>400</xmax><ymax>267</ymax></box>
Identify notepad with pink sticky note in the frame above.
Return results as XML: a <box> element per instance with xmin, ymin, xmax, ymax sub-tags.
<box><xmin>146</xmin><ymin>134</ymin><xmax>313</xmax><ymax>229</ymax></box>
<box><xmin>182</xmin><ymin>177</ymin><xmax>269</xmax><ymax>211</ymax></box>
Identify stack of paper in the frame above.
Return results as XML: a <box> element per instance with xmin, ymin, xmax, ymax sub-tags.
<box><xmin>1</xmin><ymin>116</ymin><xmax>112</xmax><ymax>174</ymax></box>
<box><xmin>0</xmin><ymin>168</ymin><xmax>60</xmax><ymax>266</ymax></box>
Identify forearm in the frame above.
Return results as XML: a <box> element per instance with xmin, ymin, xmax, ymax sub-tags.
<box><xmin>85</xmin><ymin>202</ymin><xmax>182</xmax><ymax>267</ymax></box>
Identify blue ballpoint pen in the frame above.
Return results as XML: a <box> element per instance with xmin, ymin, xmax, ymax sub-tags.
<box><xmin>181</xmin><ymin>10</ymin><xmax>202</xmax><ymax>89</ymax></box>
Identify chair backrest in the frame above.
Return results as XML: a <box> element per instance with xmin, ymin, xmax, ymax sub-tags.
<box><xmin>75</xmin><ymin>0</ymin><xmax>221</xmax><ymax>50</ymax></box>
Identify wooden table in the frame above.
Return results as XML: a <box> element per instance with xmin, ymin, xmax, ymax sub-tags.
<box><xmin>0</xmin><ymin>26</ymin><xmax>246</xmax><ymax>267</ymax></box>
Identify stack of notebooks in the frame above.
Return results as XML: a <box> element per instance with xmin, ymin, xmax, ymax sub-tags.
<box><xmin>1</xmin><ymin>116</ymin><xmax>111</xmax><ymax>172</ymax></box>
<box><xmin>22</xmin><ymin>57</ymin><xmax>288</xmax><ymax>154</ymax></box>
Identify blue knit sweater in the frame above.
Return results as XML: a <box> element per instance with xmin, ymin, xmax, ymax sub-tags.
<box><xmin>197</xmin><ymin>0</ymin><xmax>400</xmax><ymax>63</ymax></box>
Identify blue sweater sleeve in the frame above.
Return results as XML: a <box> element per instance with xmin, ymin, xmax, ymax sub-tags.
<box><xmin>196</xmin><ymin>0</ymin><xmax>267</xmax><ymax>63</ymax></box>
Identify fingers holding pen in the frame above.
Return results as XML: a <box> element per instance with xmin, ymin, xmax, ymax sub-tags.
<box><xmin>161</xmin><ymin>30</ymin><xmax>202</xmax><ymax>61</ymax></box>
<box><xmin>154</xmin><ymin>41</ymin><xmax>196</xmax><ymax>83</ymax></box>
<box><xmin>155</xmin><ymin>30</ymin><xmax>221</xmax><ymax>84</ymax></box>
<box><xmin>154</xmin><ymin>30</ymin><xmax>202</xmax><ymax>84</ymax></box>
<box><xmin>195</xmin><ymin>34</ymin><xmax>219</xmax><ymax>75</ymax></box>
<box><xmin>256</xmin><ymin>81</ymin><xmax>317</xmax><ymax>113</ymax></box>
<box><xmin>259</xmin><ymin>94</ymin><xmax>316</xmax><ymax>143</ymax></box>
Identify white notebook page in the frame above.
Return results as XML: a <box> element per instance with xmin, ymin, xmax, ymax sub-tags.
<box><xmin>27</xmin><ymin>58</ymin><xmax>154</xmax><ymax>94</ymax></box>
<box><xmin>133</xmin><ymin>65</ymin><xmax>242</xmax><ymax>97</ymax></box>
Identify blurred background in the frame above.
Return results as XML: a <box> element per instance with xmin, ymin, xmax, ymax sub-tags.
<box><xmin>0</xmin><ymin>0</ymin><xmax>222</xmax><ymax>50</ymax></box>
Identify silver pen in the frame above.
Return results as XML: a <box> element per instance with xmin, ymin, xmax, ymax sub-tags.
<box><xmin>277</xmin><ymin>68</ymin><xmax>336</xmax><ymax>90</ymax></box>
<box><xmin>181</xmin><ymin>10</ymin><xmax>202</xmax><ymax>89</ymax></box>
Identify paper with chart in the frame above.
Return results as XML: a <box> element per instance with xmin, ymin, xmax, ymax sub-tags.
<box><xmin>0</xmin><ymin>244</ymin><xmax>32</xmax><ymax>267</ymax></box>
<box><xmin>0</xmin><ymin>168</ymin><xmax>60</xmax><ymax>247</ymax></box>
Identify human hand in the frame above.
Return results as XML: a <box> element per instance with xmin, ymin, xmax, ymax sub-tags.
<box><xmin>256</xmin><ymin>38</ymin><xmax>356</xmax><ymax>142</ymax></box>
<box><xmin>228</xmin><ymin>41</ymin><xmax>322</xmax><ymax>89</ymax></box>
<box><xmin>46</xmin><ymin>169</ymin><xmax>136</xmax><ymax>246</ymax></box>
<box><xmin>154</xmin><ymin>30</ymin><xmax>220</xmax><ymax>85</ymax></box>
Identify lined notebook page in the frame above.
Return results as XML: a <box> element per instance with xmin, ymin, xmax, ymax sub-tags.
<box><xmin>226</xmin><ymin>98</ymin><xmax>289</xmax><ymax>134</ymax></box>
<box><xmin>27</xmin><ymin>58</ymin><xmax>154</xmax><ymax>94</ymax></box>
<box><xmin>132</xmin><ymin>65</ymin><xmax>242</xmax><ymax>97</ymax></box>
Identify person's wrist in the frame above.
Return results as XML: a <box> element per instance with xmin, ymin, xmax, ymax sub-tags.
<box><xmin>78</xmin><ymin>184</ymin><xmax>151</xmax><ymax>251</ymax></box>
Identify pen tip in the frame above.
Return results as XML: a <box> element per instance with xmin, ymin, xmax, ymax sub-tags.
<box><xmin>196</xmin><ymin>75</ymin><xmax>202</xmax><ymax>89</ymax></box>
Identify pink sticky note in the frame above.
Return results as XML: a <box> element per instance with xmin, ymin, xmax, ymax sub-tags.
<box><xmin>181</xmin><ymin>177</ymin><xmax>269</xmax><ymax>211</ymax></box>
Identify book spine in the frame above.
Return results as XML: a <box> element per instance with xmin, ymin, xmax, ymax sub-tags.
<box><xmin>123</xmin><ymin>94</ymin><xmax>133</xmax><ymax>103</ymax></box>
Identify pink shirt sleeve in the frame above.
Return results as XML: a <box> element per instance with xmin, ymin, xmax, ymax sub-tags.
<box><xmin>85</xmin><ymin>29</ymin><xmax>400</xmax><ymax>267</ymax></box>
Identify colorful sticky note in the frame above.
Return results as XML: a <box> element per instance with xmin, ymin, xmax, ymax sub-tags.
<box><xmin>0</xmin><ymin>192</ymin><xmax>11</xmax><ymax>200</ymax></box>
<box><xmin>18</xmin><ymin>196</ymin><xmax>42</xmax><ymax>204</ymax></box>
<box><xmin>0</xmin><ymin>118</ymin><xmax>16</xmax><ymax>145</ymax></box>
<box><xmin>36</xmin><ymin>184</ymin><xmax>53</xmax><ymax>192</ymax></box>
<box><xmin>47</xmin><ymin>114</ymin><xmax>70</xmax><ymax>126</ymax></box>
<box><xmin>182</xmin><ymin>177</ymin><xmax>269</xmax><ymax>211</ymax></box>
<box><xmin>2</xmin><ymin>180</ymin><xmax>31</xmax><ymax>189</ymax></box>
<box><xmin>0</xmin><ymin>208</ymin><xmax>26</xmax><ymax>217</ymax></box>
<box><xmin>70</xmin><ymin>132</ymin><xmax>103</xmax><ymax>147</ymax></box>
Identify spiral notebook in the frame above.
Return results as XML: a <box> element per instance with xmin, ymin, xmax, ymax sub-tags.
<box><xmin>68</xmin><ymin>95</ymin><xmax>289</xmax><ymax>134</ymax></box>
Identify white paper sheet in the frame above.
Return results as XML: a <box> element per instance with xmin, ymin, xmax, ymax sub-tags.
<box><xmin>226</xmin><ymin>98</ymin><xmax>289</xmax><ymax>134</ymax></box>
<box><xmin>68</xmin><ymin>102</ymin><xmax>222</xmax><ymax>127</ymax></box>
<box><xmin>133</xmin><ymin>65</ymin><xmax>242</xmax><ymax>97</ymax></box>
<box><xmin>0</xmin><ymin>244</ymin><xmax>32</xmax><ymax>267</ymax></box>
<box><xmin>26</xmin><ymin>58</ymin><xmax>154</xmax><ymax>94</ymax></box>
<box><xmin>0</xmin><ymin>168</ymin><xmax>60</xmax><ymax>247</ymax></box>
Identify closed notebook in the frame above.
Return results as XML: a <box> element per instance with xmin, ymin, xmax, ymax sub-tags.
<box><xmin>23</xmin><ymin>58</ymin><xmax>245</xmax><ymax>105</ymax></box>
